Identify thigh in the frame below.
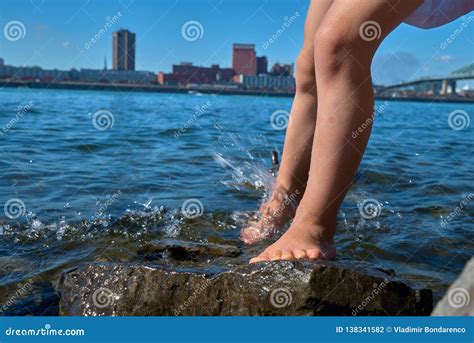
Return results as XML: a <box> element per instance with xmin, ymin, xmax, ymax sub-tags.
<box><xmin>321</xmin><ymin>0</ymin><xmax>424</xmax><ymax>55</ymax></box>
<box><xmin>300</xmin><ymin>0</ymin><xmax>334</xmax><ymax>60</ymax></box>
<box><xmin>305</xmin><ymin>0</ymin><xmax>334</xmax><ymax>43</ymax></box>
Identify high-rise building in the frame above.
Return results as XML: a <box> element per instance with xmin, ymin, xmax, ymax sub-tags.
<box><xmin>232</xmin><ymin>44</ymin><xmax>257</xmax><ymax>76</ymax></box>
<box><xmin>112</xmin><ymin>29</ymin><xmax>136</xmax><ymax>71</ymax></box>
<box><xmin>256</xmin><ymin>56</ymin><xmax>268</xmax><ymax>75</ymax></box>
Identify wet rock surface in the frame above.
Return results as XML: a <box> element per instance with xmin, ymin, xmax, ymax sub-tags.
<box><xmin>137</xmin><ymin>239</ymin><xmax>241</xmax><ymax>261</ymax></box>
<box><xmin>432</xmin><ymin>258</ymin><xmax>473</xmax><ymax>316</ymax></box>
<box><xmin>58</xmin><ymin>259</ymin><xmax>433</xmax><ymax>316</ymax></box>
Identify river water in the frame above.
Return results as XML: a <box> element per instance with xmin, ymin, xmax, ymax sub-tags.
<box><xmin>0</xmin><ymin>88</ymin><xmax>472</xmax><ymax>315</ymax></box>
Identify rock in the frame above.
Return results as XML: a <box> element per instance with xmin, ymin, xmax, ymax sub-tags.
<box><xmin>58</xmin><ymin>260</ymin><xmax>432</xmax><ymax>316</ymax></box>
<box><xmin>137</xmin><ymin>239</ymin><xmax>241</xmax><ymax>260</ymax></box>
<box><xmin>432</xmin><ymin>258</ymin><xmax>473</xmax><ymax>316</ymax></box>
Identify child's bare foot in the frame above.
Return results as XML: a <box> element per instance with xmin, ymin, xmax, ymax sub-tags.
<box><xmin>240</xmin><ymin>187</ymin><xmax>301</xmax><ymax>244</ymax></box>
<box><xmin>249</xmin><ymin>215</ymin><xmax>336</xmax><ymax>263</ymax></box>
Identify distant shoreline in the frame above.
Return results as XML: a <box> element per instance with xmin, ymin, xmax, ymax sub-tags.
<box><xmin>1</xmin><ymin>79</ymin><xmax>474</xmax><ymax>103</ymax></box>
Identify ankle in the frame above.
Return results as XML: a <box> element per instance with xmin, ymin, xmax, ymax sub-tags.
<box><xmin>271</xmin><ymin>181</ymin><xmax>305</xmax><ymax>204</ymax></box>
<box><xmin>292</xmin><ymin>209</ymin><xmax>337</xmax><ymax>242</ymax></box>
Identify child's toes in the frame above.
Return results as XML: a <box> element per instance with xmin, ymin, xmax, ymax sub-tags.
<box><xmin>306</xmin><ymin>248</ymin><xmax>324</xmax><ymax>260</ymax></box>
<box><xmin>280</xmin><ymin>250</ymin><xmax>295</xmax><ymax>260</ymax></box>
<box><xmin>249</xmin><ymin>250</ymin><xmax>272</xmax><ymax>263</ymax></box>
<box><xmin>270</xmin><ymin>251</ymin><xmax>282</xmax><ymax>261</ymax></box>
<box><xmin>249</xmin><ymin>255</ymin><xmax>267</xmax><ymax>264</ymax></box>
<box><xmin>293</xmin><ymin>249</ymin><xmax>308</xmax><ymax>259</ymax></box>
<box><xmin>241</xmin><ymin>230</ymin><xmax>256</xmax><ymax>244</ymax></box>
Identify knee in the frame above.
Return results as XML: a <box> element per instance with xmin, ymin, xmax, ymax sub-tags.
<box><xmin>295</xmin><ymin>51</ymin><xmax>316</xmax><ymax>94</ymax></box>
<box><xmin>313</xmin><ymin>20</ymin><xmax>369</xmax><ymax>78</ymax></box>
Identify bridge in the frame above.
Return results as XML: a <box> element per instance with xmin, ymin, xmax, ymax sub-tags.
<box><xmin>380</xmin><ymin>63</ymin><xmax>474</xmax><ymax>96</ymax></box>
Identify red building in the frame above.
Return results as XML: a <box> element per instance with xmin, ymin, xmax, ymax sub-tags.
<box><xmin>157</xmin><ymin>72</ymin><xmax>181</xmax><ymax>85</ymax></box>
<box><xmin>232</xmin><ymin>44</ymin><xmax>257</xmax><ymax>76</ymax></box>
<box><xmin>158</xmin><ymin>63</ymin><xmax>234</xmax><ymax>86</ymax></box>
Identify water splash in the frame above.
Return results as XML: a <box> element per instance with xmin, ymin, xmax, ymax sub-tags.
<box><xmin>212</xmin><ymin>152</ymin><xmax>275</xmax><ymax>195</ymax></box>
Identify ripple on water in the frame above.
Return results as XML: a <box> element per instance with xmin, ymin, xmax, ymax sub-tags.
<box><xmin>75</xmin><ymin>143</ymin><xmax>104</xmax><ymax>153</ymax></box>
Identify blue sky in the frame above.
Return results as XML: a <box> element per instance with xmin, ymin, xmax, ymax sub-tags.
<box><xmin>0</xmin><ymin>0</ymin><xmax>473</xmax><ymax>85</ymax></box>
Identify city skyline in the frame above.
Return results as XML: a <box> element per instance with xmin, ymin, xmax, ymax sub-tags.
<box><xmin>0</xmin><ymin>23</ymin><xmax>300</xmax><ymax>92</ymax></box>
<box><xmin>0</xmin><ymin>28</ymin><xmax>299</xmax><ymax>92</ymax></box>
<box><xmin>0</xmin><ymin>25</ymin><xmax>471</xmax><ymax>87</ymax></box>
<box><xmin>1</xmin><ymin>0</ymin><xmax>473</xmax><ymax>85</ymax></box>
<box><xmin>0</xmin><ymin>35</ymin><xmax>296</xmax><ymax>76</ymax></box>
<box><xmin>0</xmin><ymin>21</ymin><xmax>298</xmax><ymax>79</ymax></box>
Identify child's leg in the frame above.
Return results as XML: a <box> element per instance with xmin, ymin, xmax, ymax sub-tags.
<box><xmin>241</xmin><ymin>0</ymin><xmax>333</xmax><ymax>244</ymax></box>
<box><xmin>250</xmin><ymin>0</ymin><xmax>423</xmax><ymax>262</ymax></box>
